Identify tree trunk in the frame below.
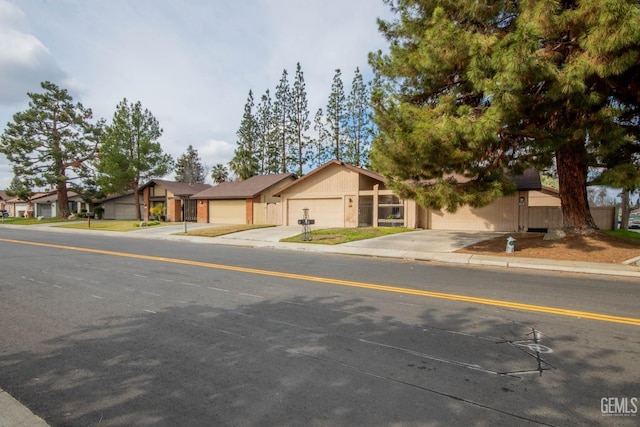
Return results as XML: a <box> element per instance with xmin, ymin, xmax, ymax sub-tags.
<box><xmin>555</xmin><ymin>143</ymin><xmax>599</xmax><ymax>234</ymax></box>
<box><xmin>132</xmin><ymin>181</ymin><xmax>141</xmax><ymax>221</ymax></box>
<box><xmin>57</xmin><ymin>182</ymin><xmax>70</xmax><ymax>218</ymax></box>
<box><xmin>620</xmin><ymin>188</ymin><xmax>630</xmax><ymax>230</ymax></box>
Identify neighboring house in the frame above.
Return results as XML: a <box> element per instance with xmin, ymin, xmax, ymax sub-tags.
<box><xmin>140</xmin><ymin>180</ymin><xmax>212</xmax><ymax>222</ymax></box>
<box><xmin>96</xmin><ymin>192</ymin><xmax>137</xmax><ymax>220</ymax></box>
<box><xmin>192</xmin><ymin>173</ymin><xmax>296</xmax><ymax>225</ymax></box>
<box><xmin>275</xmin><ymin>160</ymin><xmax>395</xmax><ymax>228</ymax></box>
<box><xmin>275</xmin><ymin>160</ymin><xmax>615</xmax><ymax>231</ymax></box>
<box><xmin>30</xmin><ymin>191</ymin><xmax>91</xmax><ymax>218</ymax></box>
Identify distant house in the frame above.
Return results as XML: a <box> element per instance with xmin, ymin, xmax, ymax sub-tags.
<box><xmin>192</xmin><ymin>173</ymin><xmax>296</xmax><ymax>225</ymax></box>
<box><xmin>140</xmin><ymin>180</ymin><xmax>212</xmax><ymax>222</ymax></box>
<box><xmin>96</xmin><ymin>192</ymin><xmax>137</xmax><ymax>220</ymax></box>
<box><xmin>30</xmin><ymin>191</ymin><xmax>91</xmax><ymax>218</ymax></box>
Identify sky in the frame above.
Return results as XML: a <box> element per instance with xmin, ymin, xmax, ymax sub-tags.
<box><xmin>0</xmin><ymin>0</ymin><xmax>393</xmax><ymax>189</ymax></box>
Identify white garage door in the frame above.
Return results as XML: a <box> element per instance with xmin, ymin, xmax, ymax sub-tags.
<box><xmin>209</xmin><ymin>200</ymin><xmax>246</xmax><ymax>224</ymax></box>
<box><xmin>429</xmin><ymin>197</ymin><xmax>517</xmax><ymax>231</ymax></box>
<box><xmin>288</xmin><ymin>198</ymin><xmax>343</xmax><ymax>228</ymax></box>
<box><xmin>115</xmin><ymin>203</ymin><xmax>137</xmax><ymax>220</ymax></box>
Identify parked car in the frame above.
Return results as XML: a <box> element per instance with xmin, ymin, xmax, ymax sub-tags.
<box><xmin>629</xmin><ymin>220</ymin><xmax>640</xmax><ymax>229</ymax></box>
<box><xmin>0</xmin><ymin>209</ymin><xmax>8</xmax><ymax>217</ymax></box>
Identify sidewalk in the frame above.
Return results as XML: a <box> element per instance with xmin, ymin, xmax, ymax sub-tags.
<box><xmin>0</xmin><ymin>388</ymin><xmax>49</xmax><ymax>427</ymax></box>
<box><xmin>1</xmin><ymin>224</ymin><xmax>639</xmax><ymax>425</ymax></box>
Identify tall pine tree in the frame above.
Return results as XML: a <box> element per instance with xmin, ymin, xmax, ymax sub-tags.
<box><xmin>325</xmin><ymin>69</ymin><xmax>347</xmax><ymax>162</ymax></box>
<box><xmin>370</xmin><ymin>0</ymin><xmax>640</xmax><ymax>234</ymax></box>
<box><xmin>0</xmin><ymin>81</ymin><xmax>101</xmax><ymax>217</ymax></box>
<box><xmin>345</xmin><ymin>67</ymin><xmax>373</xmax><ymax>166</ymax></box>
<box><xmin>273</xmin><ymin>70</ymin><xmax>292</xmax><ymax>173</ymax></box>
<box><xmin>230</xmin><ymin>90</ymin><xmax>259</xmax><ymax>180</ymax></box>
<box><xmin>289</xmin><ymin>63</ymin><xmax>311</xmax><ymax>176</ymax></box>
<box><xmin>98</xmin><ymin>98</ymin><xmax>173</xmax><ymax>220</ymax></box>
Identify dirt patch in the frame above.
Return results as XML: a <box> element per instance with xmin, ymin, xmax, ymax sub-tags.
<box><xmin>456</xmin><ymin>232</ymin><xmax>640</xmax><ymax>264</ymax></box>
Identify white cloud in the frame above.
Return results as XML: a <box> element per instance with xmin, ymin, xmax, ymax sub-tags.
<box><xmin>0</xmin><ymin>0</ymin><xmax>393</xmax><ymax>190</ymax></box>
<box><xmin>0</xmin><ymin>0</ymin><xmax>66</xmax><ymax>105</ymax></box>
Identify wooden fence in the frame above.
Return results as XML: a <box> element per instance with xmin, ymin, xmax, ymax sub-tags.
<box><xmin>527</xmin><ymin>206</ymin><xmax>616</xmax><ymax>230</ymax></box>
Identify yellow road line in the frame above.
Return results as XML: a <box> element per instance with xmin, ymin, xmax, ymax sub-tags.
<box><xmin>2</xmin><ymin>237</ymin><xmax>639</xmax><ymax>326</ymax></box>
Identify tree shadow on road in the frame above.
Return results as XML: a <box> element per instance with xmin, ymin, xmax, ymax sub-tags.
<box><xmin>0</xmin><ymin>296</ymin><xmax>637</xmax><ymax>426</ymax></box>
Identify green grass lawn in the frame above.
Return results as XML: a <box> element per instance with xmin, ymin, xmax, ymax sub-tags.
<box><xmin>182</xmin><ymin>224</ymin><xmax>274</xmax><ymax>237</ymax></box>
<box><xmin>55</xmin><ymin>220</ymin><xmax>171</xmax><ymax>232</ymax></box>
<box><xmin>280</xmin><ymin>226</ymin><xmax>411</xmax><ymax>245</ymax></box>
<box><xmin>605</xmin><ymin>229</ymin><xmax>640</xmax><ymax>244</ymax></box>
<box><xmin>0</xmin><ymin>217</ymin><xmax>70</xmax><ymax>225</ymax></box>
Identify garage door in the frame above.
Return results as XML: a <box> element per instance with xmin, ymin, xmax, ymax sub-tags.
<box><xmin>287</xmin><ymin>198</ymin><xmax>343</xmax><ymax>228</ymax></box>
<box><xmin>209</xmin><ymin>200</ymin><xmax>246</xmax><ymax>224</ymax></box>
<box><xmin>115</xmin><ymin>203</ymin><xmax>137</xmax><ymax>220</ymax></box>
<box><xmin>38</xmin><ymin>204</ymin><xmax>52</xmax><ymax>218</ymax></box>
<box><xmin>429</xmin><ymin>196</ymin><xmax>517</xmax><ymax>231</ymax></box>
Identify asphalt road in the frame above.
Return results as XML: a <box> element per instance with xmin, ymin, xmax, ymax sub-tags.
<box><xmin>0</xmin><ymin>228</ymin><xmax>638</xmax><ymax>426</ymax></box>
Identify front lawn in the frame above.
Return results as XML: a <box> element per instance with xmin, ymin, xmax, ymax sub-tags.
<box><xmin>0</xmin><ymin>217</ymin><xmax>70</xmax><ymax>225</ymax></box>
<box><xmin>183</xmin><ymin>224</ymin><xmax>274</xmax><ymax>237</ymax></box>
<box><xmin>281</xmin><ymin>226</ymin><xmax>411</xmax><ymax>245</ymax></box>
<box><xmin>55</xmin><ymin>220</ymin><xmax>170</xmax><ymax>232</ymax></box>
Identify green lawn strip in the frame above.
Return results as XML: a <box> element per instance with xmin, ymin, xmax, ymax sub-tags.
<box><xmin>55</xmin><ymin>220</ymin><xmax>171</xmax><ymax>232</ymax></box>
<box><xmin>181</xmin><ymin>224</ymin><xmax>274</xmax><ymax>237</ymax></box>
<box><xmin>604</xmin><ymin>229</ymin><xmax>640</xmax><ymax>244</ymax></box>
<box><xmin>281</xmin><ymin>226</ymin><xmax>411</xmax><ymax>245</ymax></box>
<box><xmin>1</xmin><ymin>217</ymin><xmax>70</xmax><ymax>225</ymax></box>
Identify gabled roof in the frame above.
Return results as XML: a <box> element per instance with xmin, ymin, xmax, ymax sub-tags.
<box><xmin>95</xmin><ymin>191</ymin><xmax>135</xmax><ymax>203</ymax></box>
<box><xmin>192</xmin><ymin>173</ymin><xmax>295</xmax><ymax>200</ymax></box>
<box><xmin>32</xmin><ymin>191</ymin><xmax>81</xmax><ymax>203</ymax></box>
<box><xmin>139</xmin><ymin>179</ymin><xmax>212</xmax><ymax>197</ymax></box>
<box><xmin>274</xmin><ymin>160</ymin><xmax>384</xmax><ymax>196</ymax></box>
<box><xmin>0</xmin><ymin>190</ymin><xmax>7</xmax><ymax>201</ymax></box>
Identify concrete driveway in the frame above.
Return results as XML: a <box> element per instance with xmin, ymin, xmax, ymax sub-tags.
<box><xmin>218</xmin><ymin>226</ymin><xmax>504</xmax><ymax>253</ymax></box>
<box><xmin>342</xmin><ymin>229</ymin><xmax>505</xmax><ymax>253</ymax></box>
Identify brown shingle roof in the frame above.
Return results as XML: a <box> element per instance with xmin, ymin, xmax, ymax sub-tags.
<box><xmin>139</xmin><ymin>179</ymin><xmax>212</xmax><ymax>197</ymax></box>
<box><xmin>192</xmin><ymin>173</ymin><xmax>295</xmax><ymax>200</ymax></box>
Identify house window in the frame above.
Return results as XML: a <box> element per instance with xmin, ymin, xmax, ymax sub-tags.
<box><xmin>378</xmin><ymin>195</ymin><xmax>404</xmax><ymax>227</ymax></box>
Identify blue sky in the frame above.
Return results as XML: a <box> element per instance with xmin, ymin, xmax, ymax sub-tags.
<box><xmin>0</xmin><ymin>0</ymin><xmax>392</xmax><ymax>188</ymax></box>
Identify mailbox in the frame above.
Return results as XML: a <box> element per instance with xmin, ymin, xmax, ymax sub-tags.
<box><xmin>298</xmin><ymin>219</ymin><xmax>315</xmax><ymax>225</ymax></box>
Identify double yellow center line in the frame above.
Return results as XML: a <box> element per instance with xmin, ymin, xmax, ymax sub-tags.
<box><xmin>2</xmin><ymin>237</ymin><xmax>639</xmax><ymax>326</ymax></box>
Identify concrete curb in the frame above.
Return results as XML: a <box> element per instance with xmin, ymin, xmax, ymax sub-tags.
<box><xmin>0</xmin><ymin>388</ymin><xmax>49</xmax><ymax>427</ymax></box>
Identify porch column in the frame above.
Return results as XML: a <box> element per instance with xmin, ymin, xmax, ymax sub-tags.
<box><xmin>373</xmin><ymin>184</ymin><xmax>379</xmax><ymax>228</ymax></box>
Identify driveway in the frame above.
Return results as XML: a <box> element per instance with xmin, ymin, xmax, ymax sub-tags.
<box><xmin>217</xmin><ymin>226</ymin><xmax>503</xmax><ymax>253</ymax></box>
<box><xmin>342</xmin><ymin>229</ymin><xmax>505</xmax><ymax>253</ymax></box>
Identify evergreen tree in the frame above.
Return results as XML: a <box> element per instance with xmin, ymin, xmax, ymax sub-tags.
<box><xmin>256</xmin><ymin>90</ymin><xmax>280</xmax><ymax>174</ymax></box>
<box><xmin>175</xmin><ymin>145</ymin><xmax>206</xmax><ymax>184</ymax></box>
<box><xmin>0</xmin><ymin>81</ymin><xmax>101</xmax><ymax>217</ymax></box>
<box><xmin>370</xmin><ymin>0</ymin><xmax>640</xmax><ymax>234</ymax></box>
<box><xmin>97</xmin><ymin>98</ymin><xmax>173</xmax><ymax>220</ymax></box>
<box><xmin>345</xmin><ymin>67</ymin><xmax>373</xmax><ymax>166</ymax></box>
<box><xmin>273</xmin><ymin>69</ymin><xmax>292</xmax><ymax>173</ymax></box>
<box><xmin>311</xmin><ymin>108</ymin><xmax>331</xmax><ymax>168</ymax></box>
<box><xmin>5</xmin><ymin>175</ymin><xmax>33</xmax><ymax>203</ymax></box>
<box><xmin>289</xmin><ymin>62</ymin><xmax>311</xmax><ymax>175</ymax></box>
<box><xmin>325</xmin><ymin>69</ymin><xmax>347</xmax><ymax>161</ymax></box>
<box><xmin>230</xmin><ymin>91</ymin><xmax>259</xmax><ymax>180</ymax></box>
<box><xmin>211</xmin><ymin>163</ymin><xmax>229</xmax><ymax>184</ymax></box>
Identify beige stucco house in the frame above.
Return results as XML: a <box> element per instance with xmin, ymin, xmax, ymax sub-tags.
<box><xmin>275</xmin><ymin>160</ymin><xmax>615</xmax><ymax>231</ymax></box>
